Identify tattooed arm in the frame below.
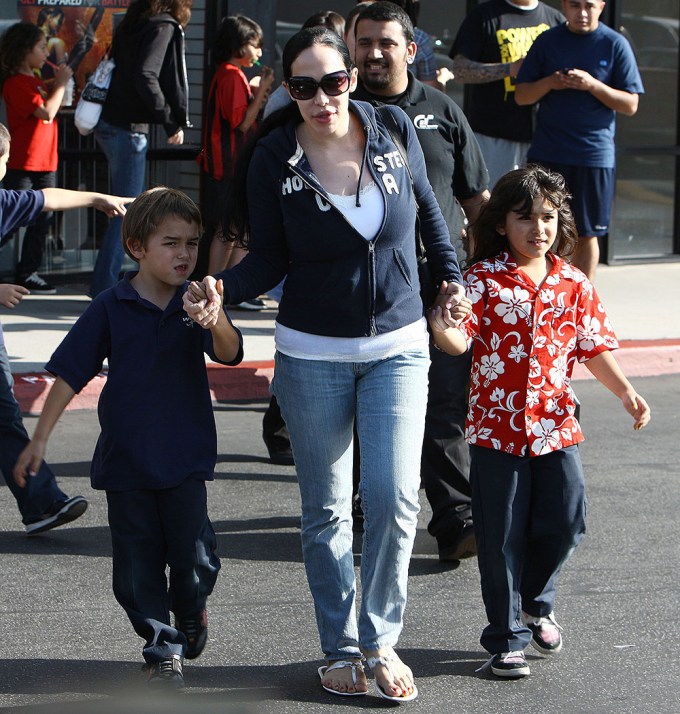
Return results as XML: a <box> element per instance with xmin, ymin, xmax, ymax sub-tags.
<box><xmin>451</xmin><ymin>54</ymin><xmax>524</xmax><ymax>84</ymax></box>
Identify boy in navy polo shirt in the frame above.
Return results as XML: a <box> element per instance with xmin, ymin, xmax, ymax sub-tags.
<box><xmin>0</xmin><ymin>121</ymin><xmax>130</xmax><ymax>535</ymax></box>
<box><xmin>14</xmin><ymin>187</ymin><xmax>244</xmax><ymax>688</ymax></box>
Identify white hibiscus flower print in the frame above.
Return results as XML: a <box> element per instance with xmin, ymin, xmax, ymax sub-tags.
<box><xmin>480</xmin><ymin>353</ymin><xmax>505</xmax><ymax>381</ymax></box>
<box><xmin>508</xmin><ymin>344</ymin><xmax>527</xmax><ymax>362</ymax></box>
<box><xmin>530</xmin><ymin>418</ymin><xmax>563</xmax><ymax>455</ymax></box>
<box><xmin>577</xmin><ymin>315</ymin><xmax>605</xmax><ymax>352</ymax></box>
<box><xmin>549</xmin><ymin>353</ymin><xmax>568</xmax><ymax>388</ymax></box>
<box><xmin>494</xmin><ymin>286</ymin><xmax>531</xmax><ymax>325</ymax></box>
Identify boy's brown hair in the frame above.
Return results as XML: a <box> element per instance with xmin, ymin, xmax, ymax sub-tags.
<box><xmin>122</xmin><ymin>186</ymin><xmax>202</xmax><ymax>261</ymax></box>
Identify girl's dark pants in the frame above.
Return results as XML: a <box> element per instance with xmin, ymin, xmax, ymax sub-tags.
<box><xmin>106</xmin><ymin>478</ymin><xmax>220</xmax><ymax>663</ymax></box>
<box><xmin>470</xmin><ymin>444</ymin><xmax>586</xmax><ymax>654</ymax></box>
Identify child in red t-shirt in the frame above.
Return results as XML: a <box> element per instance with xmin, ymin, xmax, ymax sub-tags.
<box><xmin>198</xmin><ymin>15</ymin><xmax>273</xmax><ymax>286</ymax></box>
<box><xmin>0</xmin><ymin>22</ymin><xmax>72</xmax><ymax>293</ymax></box>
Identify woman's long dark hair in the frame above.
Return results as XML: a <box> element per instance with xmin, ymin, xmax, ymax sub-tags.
<box><xmin>224</xmin><ymin>27</ymin><xmax>353</xmax><ymax>247</ymax></box>
<box><xmin>467</xmin><ymin>165</ymin><xmax>578</xmax><ymax>268</ymax></box>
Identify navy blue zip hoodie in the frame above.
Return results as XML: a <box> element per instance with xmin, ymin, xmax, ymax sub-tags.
<box><xmin>217</xmin><ymin>100</ymin><xmax>462</xmax><ymax>338</ymax></box>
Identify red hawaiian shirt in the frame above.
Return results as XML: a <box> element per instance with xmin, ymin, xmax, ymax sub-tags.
<box><xmin>459</xmin><ymin>251</ymin><xmax>618</xmax><ymax>457</ymax></box>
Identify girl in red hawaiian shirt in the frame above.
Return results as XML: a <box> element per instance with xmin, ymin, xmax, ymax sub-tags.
<box><xmin>429</xmin><ymin>165</ymin><xmax>650</xmax><ymax>680</ymax></box>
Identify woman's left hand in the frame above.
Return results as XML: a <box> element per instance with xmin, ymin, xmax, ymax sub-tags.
<box><xmin>167</xmin><ymin>128</ymin><xmax>184</xmax><ymax>145</ymax></box>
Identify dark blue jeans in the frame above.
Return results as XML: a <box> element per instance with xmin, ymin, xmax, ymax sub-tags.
<box><xmin>106</xmin><ymin>478</ymin><xmax>221</xmax><ymax>663</ymax></box>
<box><xmin>2</xmin><ymin>169</ymin><xmax>56</xmax><ymax>280</ymax></box>
<box><xmin>0</xmin><ymin>328</ymin><xmax>67</xmax><ymax>524</ymax></box>
<box><xmin>470</xmin><ymin>444</ymin><xmax>587</xmax><ymax>654</ymax></box>
<box><xmin>91</xmin><ymin>120</ymin><xmax>148</xmax><ymax>296</ymax></box>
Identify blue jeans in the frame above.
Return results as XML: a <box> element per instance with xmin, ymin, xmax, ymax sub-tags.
<box><xmin>0</xmin><ymin>328</ymin><xmax>67</xmax><ymax>524</ymax></box>
<box><xmin>470</xmin><ymin>445</ymin><xmax>587</xmax><ymax>654</ymax></box>
<box><xmin>272</xmin><ymin>347</ymin><xmax>430</xmax><ymax>660</ymax></box>
<box><xmin>91</xmin><ymin>120</ymin><xmax>148</xmax><ymax>296</ymax></box>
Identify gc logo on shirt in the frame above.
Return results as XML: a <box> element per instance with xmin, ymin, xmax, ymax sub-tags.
<box><xmin>413</xmin><ymin>114</ymin><xmax>438</xmax><ymax>130</ymax></box>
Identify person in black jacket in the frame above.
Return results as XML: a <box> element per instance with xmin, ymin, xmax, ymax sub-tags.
<box><xmin>90</xmin><ymin>0</ymin><xmax>191</xmax><ymax>297</ymax></box>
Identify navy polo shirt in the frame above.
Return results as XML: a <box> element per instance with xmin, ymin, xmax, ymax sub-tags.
<box><xmin>46</xmin><ymin>273</ymin><xmax>243</xmax><ymax>491</ymax></box>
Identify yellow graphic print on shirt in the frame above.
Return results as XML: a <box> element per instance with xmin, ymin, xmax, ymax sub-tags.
<box><xmin>497</xmin><ymin>23</ymin><xmax>551</xmax><ymax>99</ymax></box>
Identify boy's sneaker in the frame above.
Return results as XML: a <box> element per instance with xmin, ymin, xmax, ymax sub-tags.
<box><xmin>489</xmin><ymin>651</ymin><xmax>530</xmax><ymax>678</ymax></box>
<box><xmin>25</xmin><ymin>496</ymin><xmax>88</xmax><ymax>535</ymax></box>
<box><xmin>175</xmin><ymin>609</ymin><xmax>208</xmax><ymax>659</ymax></box>
<box><xmin>19</xmin><ymin>272</ymin><xmax>56</xmax><ymax>294</ymax></box>
<box><xmin>522</xmin><ymin>611</ymin><xmax>563</xmax><ymax>654</ymax></box>
<box><xmin>144</xmin><ymin>655</ymin><xmax>184</xmax><ymax>688</ymax></box>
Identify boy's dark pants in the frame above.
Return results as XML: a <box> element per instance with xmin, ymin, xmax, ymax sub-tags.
<box><xmin>470</xmin><ymin>445</ymin><xmax>586</xmax><ymax>654</ymax></box>
<box><xmin>106</xmin><ymin>478</ymin><xmax>220</xmax><ymax>663</ymax></box>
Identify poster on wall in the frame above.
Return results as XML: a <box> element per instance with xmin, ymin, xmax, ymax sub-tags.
<box><xmin>16</xmin><ymin>0</ymin><xmax>131</xmax><ymax>101</ymax></box>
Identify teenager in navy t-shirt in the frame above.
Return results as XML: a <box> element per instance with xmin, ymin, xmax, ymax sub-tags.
<box><xmin>515</xmin><ymin>0</ymin><xmax>643</xmax><ymax>281</ymax></box>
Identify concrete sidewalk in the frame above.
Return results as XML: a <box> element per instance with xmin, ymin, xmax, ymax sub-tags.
<box><xmin>3</xmin><ymin>262</ymin><xmax>680</xmax><ymax>413</ymax></box>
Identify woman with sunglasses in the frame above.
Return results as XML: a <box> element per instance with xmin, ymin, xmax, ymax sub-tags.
<box><xmin>184</xmin><ymin>26</ymin><xmax>466</xmax><ymax>702</ymax></box>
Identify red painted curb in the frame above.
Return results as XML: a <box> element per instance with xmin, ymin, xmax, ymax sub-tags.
<box><xmin>13</xmin><ymin>344</ymin><xmax>680</xmax><ymax>414</ymax></box>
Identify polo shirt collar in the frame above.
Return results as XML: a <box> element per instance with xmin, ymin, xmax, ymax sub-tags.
<box><xmin>113</xmin><ymin>272</ymin><xmax>187</xmax><ymax>313</ymax></box>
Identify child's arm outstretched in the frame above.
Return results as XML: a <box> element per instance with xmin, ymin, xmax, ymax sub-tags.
<box><xmin>13</xmin><ymin>377</ymin><xmax>76</xmax><ymax>486</ymax></box>
<box><xmin>585</xmin><ymin>351</ymin><xmax>651</xmax><ymax>430</ymax></box>
<box><xmin>41</xmin><ymin>189</ymin><xmax>133</xmax><ymax>218</ymax></box>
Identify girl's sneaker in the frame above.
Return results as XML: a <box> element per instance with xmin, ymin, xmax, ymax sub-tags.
<box><xmin>522</xmin><ymin>611</ymin><xmax>563</xmax><ymax>654</ymax></box>
<box><xmin>489</xmin><ymin>651</ymin><xmax>530</xmax><ymax>678</ymax></box>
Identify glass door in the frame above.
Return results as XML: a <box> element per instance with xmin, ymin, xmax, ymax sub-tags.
<box><xmin>611</xmin><ymin>0</ymin><xmax>679</xmax><ymax>259</ymax></box>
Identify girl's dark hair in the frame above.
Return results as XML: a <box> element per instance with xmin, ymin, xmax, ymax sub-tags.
<box><xmin>214</xmin><ymin>15</ymin><xmax>263</xmax><ymax>64</ymax></box>
<box><xmin>223</xmin><ymin>28</ymin><xmax>353</xmax><ymax>247</ymax></box>
<box><xmin>467</xmin><ymin>165</ymin><xmax>578</xmax><ymax>267</ymax></box>
<box><xmin>0</xmin><ymin>23</ymin><xmax>45</xmax><ymax>87</ymax></box>
<box><xmin>302</xmin><ymin>11</ymin><xmax>345</xmax><ymax>39</ymax></box>
<box><xmin>118</xmin><ymin>0</ymin><xmax>192</xmax><ymax>32</ymax></box>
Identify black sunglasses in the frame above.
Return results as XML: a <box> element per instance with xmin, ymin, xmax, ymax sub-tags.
<box><xmin>286</xmin><ymin>70</ymin><xmax>352</xmax><ymax>101</ymax></box>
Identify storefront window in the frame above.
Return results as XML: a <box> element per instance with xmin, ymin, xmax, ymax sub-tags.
<box><xmin>611</xmin><ymin>0</ymin><xmax>679</xmax><ymax>259</ymax></box>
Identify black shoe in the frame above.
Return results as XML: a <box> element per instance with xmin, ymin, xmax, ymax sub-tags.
<box><xmin>144</xmin><ymin>655</ymin><xmax>184</xmax><ymax>688</ymax></box>
<box><xmin>175</xmin><ymin>609</ymin><xmax>208</xmax><ymax>660</ymax></box>
<box><xmin>25</xmin><ymin>496</ymin><xmax>88</xmax><ymax>535</ymax></box>
<box><xmin>438</xmin><ymin>521</ymin><xmax>477</xmax><ymax>562</ymax></box>
<box><xmin>264</xmin><ymin>437</ymin><xmax>294</xmax><ymax>466</ymax></box>
<box><xmin>489</xmin><ymin>651</ymin><xmax>530</xmax><ymax>678</ymax></box>
<box><xmin>18</xmin><ymin>272</ymin><xmax>56</xmax><ymax>294</ymax></box>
